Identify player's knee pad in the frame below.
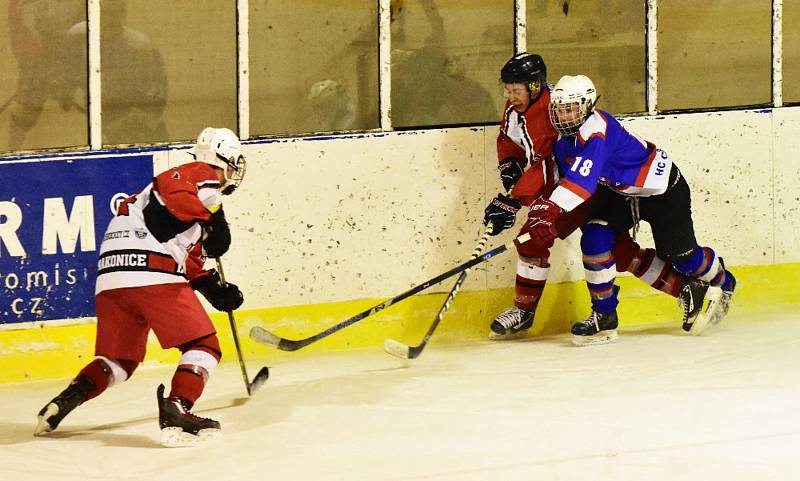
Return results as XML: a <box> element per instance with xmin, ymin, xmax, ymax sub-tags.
<box><xmin>179</xmin><ymin>333</ymin><xmax>222</xmax><ymax>358</ymax></box>
<box><xmin>581</xmin><ymin>220</ymin><xmax>615</xmax><ymax>256</ymax></box>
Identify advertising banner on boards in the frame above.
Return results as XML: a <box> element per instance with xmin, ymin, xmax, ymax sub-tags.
<box><xmin>0</xmin><ymin>154</ymin><xmax>153</xmax><ymax>324</ymax></box>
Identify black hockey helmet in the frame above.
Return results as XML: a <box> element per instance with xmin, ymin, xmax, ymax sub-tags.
<box><xmin>500</xmin><ymin>52</ymin><xmax>547</xmax><ymax>91</ymax></box>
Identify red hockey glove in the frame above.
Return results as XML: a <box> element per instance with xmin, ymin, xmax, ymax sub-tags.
<box><xmin>527</xmin><ymin>198</ymin><xmax>562</xmax><ymax>244</ymax></box>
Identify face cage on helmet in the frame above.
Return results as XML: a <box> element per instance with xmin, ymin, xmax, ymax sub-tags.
<box><xmin>549</xmin><ymin>102</ymin><xmax>587</xmax><ymax>137</ymax></box>
<box><xmin>220</xmin><ymin>154</ymin><xmax>246</xmax><ymax>195</ymax></box>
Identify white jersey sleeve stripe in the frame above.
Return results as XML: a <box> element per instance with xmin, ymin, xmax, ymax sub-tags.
<box><xmin>550</xmin><ymin>184</ymin><xmax>587</xmax><ymax>212</ymax></box>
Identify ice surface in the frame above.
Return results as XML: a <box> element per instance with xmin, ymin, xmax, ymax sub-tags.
<box><xmin>1</xmin><ymin>315</ymin><xmax>798</xmax><ymax>481</ymax></box>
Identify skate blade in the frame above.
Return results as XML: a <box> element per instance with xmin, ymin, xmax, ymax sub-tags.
<box><xmin>572</xmin><ymin>329</ymin><xmax>618</xmax><ymax>346</ymax></box>
<box><xmin>159</xmin><ymin>427</ymin><xmax>221</xmax><ymax>448</ymax></box>
<box><xmin>689</xmin><ymin>288</ymin><xmax>723</xmax><ymax>335</ymax></box>
<box><xmin>488</xmin><ymin>330</ymin><xmax>529</xmax><ymax>341</ymax></box>
<box><xmin>33</xmin><ymin>403</ymin><xmax>59</xmax><ymax>436</ymax></box>
<box><xmin>708</xmin><ymin>290</ymin><xmax>734</xmax><ymax>326</ymax></box>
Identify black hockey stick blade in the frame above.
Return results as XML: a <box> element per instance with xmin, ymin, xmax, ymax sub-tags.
<box><xmin>216</xmin><ymin>257</ymin><xmax>271</xmax><ymax>396</ymax></box>
<box><xmin>246</xmin><ymin>366</ymin><xmax>270</xmax><ymax>396</ymax></box>
<box><xmin>250</xmin><ymin>232</ymin><xmax>531</xmax><ymax>352</ymax></box>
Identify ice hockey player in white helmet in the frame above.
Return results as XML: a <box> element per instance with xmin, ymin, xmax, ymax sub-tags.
<box><xmin>35</xmin><ymin>127</ymin><xmax>248</xmax><ymax>447</ymax></box>
<box><xmin>192</xmin><ymin>127</ymin><xmax>246</xmax><ymax>195</ymax></box>
<box><xmin>548</xmin><ymin>74</ymin><xmax>597</xmax><ymax>137</ymax></box>
<box><xmin>485</xmin><ymin>56</ymin><xmax>696</xmax><ymax>342</ymax></box>
<box><xmin>522</xmin><ymin>74</ymin><xmax>736</xmax><ymax>345</ymax></box>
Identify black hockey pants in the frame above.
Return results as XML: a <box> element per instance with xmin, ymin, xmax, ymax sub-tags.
<box><xmin>586</xmin><ymin>164</ymin><xmax>698</xmax><ymax>263</ymax></box>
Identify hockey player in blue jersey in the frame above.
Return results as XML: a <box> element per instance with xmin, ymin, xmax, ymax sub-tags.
<box><xmin>526</xmin><ymin>74</ymin><xmax>736</xmax><ymax>345</ymax></box>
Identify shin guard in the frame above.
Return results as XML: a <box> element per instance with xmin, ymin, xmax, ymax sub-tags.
<box><xmin>672</xmin><ymin>246</ymin><xmax>731</xmax><ymax>289</ymax></box>
<box><xmin>514</xmin><ymin>256</ymin><xmax>550</xmax><ymax>312</ymax></box>
<box><xmin>78</xmin><ymin>356</ymin><xmax>137</xmax><ymax>400</ymax></box>
<box><xmin>613</xmin><ymin>235</ymin><xmax>684</xmax><ymax>297</ymax></box>
<box><xmin>581</xmin><ymin>222</ymin><xmax>619</xmax><ymax>313</ymax></box>
<box><xmin>171</xmin><ymin>334</ymin><xmax>221</xmax><ymax>408</ymax></box>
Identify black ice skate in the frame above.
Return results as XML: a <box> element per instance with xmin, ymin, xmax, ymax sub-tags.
<box><xmin>157</xmin><ymin>384</ymin><xmax>221</xmax><ymax>448</ymax></box>
<box><xmin>679</xmin><ymin>277</ymin><xmax>711</xmax><ymax>334</ymax></box>
<box><xmin>489</xmin><ymin>306</ymin><xmax>534</xmax><ymax>339</ymax></box>
<box><xmin>571</xmin><ymin>310</ymin><xmax>619</xmax><ymax>346</ymax></box>
<box><xmin>34</xmin><ymin>375</ymin><xmax>95</xmax><ymax>436</ymax></box>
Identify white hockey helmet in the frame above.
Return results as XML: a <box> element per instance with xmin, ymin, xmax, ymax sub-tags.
<box><xmin>193</xmin><ymin>127</ymin><xmax>246</xmax><ymax>195</ymax></box>
<box><xmin>549</xmin><ymin>75</ymin><xmax>598</xmax><ymax>137</ymax></box>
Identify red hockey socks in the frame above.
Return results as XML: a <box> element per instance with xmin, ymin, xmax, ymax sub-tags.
<box><xmin>514</xmin><ymin>257</ymin><xmax>550</xmax><ymax>312</ymax></box>
<box><xmin>170</xmin><ymin>334</ymin><xmax>221</xmax><ymax>408</ymax></box>
<box><xmin>613</xmin><ymin>236</ymin><xmax>684</xmax><ymax>297</ymax></box>
<box><xmin>77</xmin><ymin>356</ymin><xmax>138</xmax><ymax>400</ymax></box>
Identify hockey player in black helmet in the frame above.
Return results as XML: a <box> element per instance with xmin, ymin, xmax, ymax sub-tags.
<box><xmin>485</xmin><ymin>55</ymin><xmax>701</xmax><ymax>343</ymax></box>
<box><xmin>500</xmin><ymin>52</ymin><xmax>548</xmax><ymax>104</ymax></box>
<box><xmin>485</xmin><ymin>52</ymin><xmax>560</xmax><ymax>339</ymax></box>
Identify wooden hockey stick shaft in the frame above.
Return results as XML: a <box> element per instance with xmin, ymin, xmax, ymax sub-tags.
<box><xmin>383</xmin><ymin>224</ymin><xmax>494</xmax><ymax>359</ymax></box>
<box><xmin>249</xmin><ymin>233</ymin><xmax>531</xmax><ymax>352</ymax></box>
<box><xmin>215</xmin><ymin>258</ymin><xmax>269</xmax><ymax>396</ymax></box>
<box><xmin>384</xmin><ymin>188</ymin><xmax>517</xmax><ymax>358</ymax></box>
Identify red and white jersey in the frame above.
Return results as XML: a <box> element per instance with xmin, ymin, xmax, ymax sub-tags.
<box><xmin>497</xmin><ymin>88</ymin><xmax>560</xmax><ymax>204</ymax></box>
<box><xmin>95</xmin><ymin>162</ymin><xmax>222</xmax><ymax>294</ymax></box>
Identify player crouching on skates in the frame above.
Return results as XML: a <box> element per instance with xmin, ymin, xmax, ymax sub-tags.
<box><xmin>484</xmin><ymin>53</ymin><xmax>696</xmax><ymax>340</ymax></box>
<box><xmin>34</xmin><ymin>127</ymin><xmax>247</xmax><ymax>447</ymax></box>
<box><xmin>524</xmin><ymin>74</ymin><xmax>736</xmax><ymax>345</ymax></box>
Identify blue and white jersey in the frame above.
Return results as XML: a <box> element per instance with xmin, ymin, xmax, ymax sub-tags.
<box><xmin>549</xmin><ymin>110</ymin><xmax>673</xmax><ymax>212</ymax></box>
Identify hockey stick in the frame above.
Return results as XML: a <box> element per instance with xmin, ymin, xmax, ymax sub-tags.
<box><xmin>384</xmin><ymin>186</ymin><xmax>516</xmax><ymax>359</ymax></box>
<box><xmin>215</xmin><ymin>258</ymin><xmax>270</xmax><ymax>396</ymax></box>
<box><xmin>383</xmin><ymin>224</ymin><xmax>494</xmax><ymax>359</ymax></box>
<box><xmin>249</xmin><ymin>232</ymin><xmax>532</xmax><ymax>352</ymax></box>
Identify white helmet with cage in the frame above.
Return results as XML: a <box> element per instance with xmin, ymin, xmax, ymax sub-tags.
<box><xmin>193</xmin><ymin>127</ymin><xmax>246</xmax><ymax>195</ymax></box>
<box><xmin>548</xmin><ymin>75</ymin><xmax>598</xmax><ymax>137</ymax></box>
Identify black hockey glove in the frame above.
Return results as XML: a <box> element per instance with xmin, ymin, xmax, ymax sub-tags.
<box><xmin>483</xmin><ymin>193</ymin><xmax>522</xmax><ymax>236</ymax></box>
<box><xmin>201</xmin><ymin>208</ymin><xmax>231</xmax><ymax>258</ymax></box>
<box><xmin>498</xmin><ymin>159</ymin><xmax>524</xmax><ymax>192</ymax></box>
<box><xmin>191</xmin><ymin>269</ymin><xmax>244</xmax><ymax>312</ymax></box>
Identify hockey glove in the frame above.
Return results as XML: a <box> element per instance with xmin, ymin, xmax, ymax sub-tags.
<box><xmin>191</xmin><ymin>269</ymin><xmax>244</xmax><ymax>312</ymax></box>
<box><xmin>201</xmin><ymin>208</ymin><xmax>231</xmax><ymax>258</ymax></box>
<box><xmin>484</xmin><ymin>193</ymin><xmax>522</xmax><ymax>236</ymax></box>
<box><xmin>498</xmin><ymin>159</ymin><xmax>524</xmax><ymax>192</ymax></box>
<box><xmin>527</xmin><ymin>197</ymin><xmax>562</xmax><ymax>244</ymax></box>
